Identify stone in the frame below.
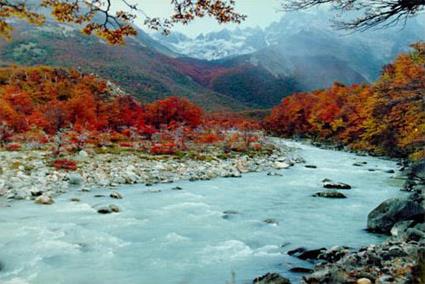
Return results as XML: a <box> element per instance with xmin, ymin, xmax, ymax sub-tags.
<box><xmin>97</xmin><ymin>207</ymin><xmax>112</xmax><ymax>214</ymax></box>
<box><xmin>385</xmin><ymin>169</ymin><xmax>395</xmax><ymax>174</ymax></box>
<box><xmin>172</xmin><ymin>186</ymin><xmax>183</xmax><ymax>190</ymax></box>
<box><xmin>273</xmin><ymin>162</ymin><xmax>290</xmax><ymax>170</ymax></box>
<box><xmin>297</xmin><ymin>248</ymin><xmax>327</xmax><ymax>260</ymax></box>
<box><xmin>253</xmin><ymin>273</ymin><xmax>291</xmax><ymax>284</ymax></box>
<box><xmin>68</xmin><ymin>173</ymin><xmax>83</xmax><ymax>185</ymax></box>
<box><xmin>323</xmin><ymin>181</ymin><xmax>352</xmax><ymax>190</ymax></box>
<box><xmin>367</xmin><ymin>197</ymin><xmax>425</xmax><ymax>234</ymax></box>
<box><xmin>264</xmin><ymin>218</ymin><xmax>279</xmax><ymax>225</ymax></box>
<box><xmin>223</xmin><ymin>210</ymin><xmax>239</xmax><ymax>215</ymax></box>
<box><xmin>267</xmin><ymin>172</ymin><xmax>283</xmax><ymax>176</ymax></box>
<box><xmin>110</xmin><ymin>191</ymin><xmax>123</xmax><ymax>199</ymax></box>
<box><xmin>97</xmin><ymin>205</ymin><xmax>120</xmax><ymax>214</ymax></box>
<box><xmin>405</xmin><ymin>228</ymin><xmax>425</xmax><ymax>242</ymax></box>
<box><xmin>34</xmin><ymin>195</ymin><xmax>54</xmax><ymax>205</ymax></box>
<box><xmin>288</xmin><ymin>247</ymin><xmax>326</xmax><ymax>260</ymax></box>
<box><xmin>313</xmin><ymin>190</ymin><xmax>347</xmax><ymax>198</ymax></box>
<box><xmin>289</xmin><ymin>267</ymin><xmax>313</xmax><ymax>273</ymax></box>
<box><xmin>357</xmin><ymin>278</ymin><xmax>372</xmax><ymax>284</ymax></box>
<box><xmin>70</xmin><ymin>198</ymin><xmax>80</xmax><ymax>202</ymax></box>
<box><xmin>109</xmin><ymin>204</ymin><xmax>120</xmax><ymax>213</ymax></box>
<box><xmin>305</xmin><ymin>165</ymin><xmax>317</xmax><ymax>169</ymax></box>
<box><xmin>353</xmin><ymin>163</ymin><xmax>364</xmax><ymax>167</ymax></box>
<box><xmin>30</xmin><ymin>189</ymin><xmax>43</xmax><ymax>197</ymax></box>
<box><xmin>78</xmin><ymin>150</ymin><xmax>89</xmax><ymax>158</ymax></box>
<box><xmin>288</xmin><ymin>247</ymin><xmax>306</xmax><ymax>256</ymax></box>
<box><xmin>390</xmin><ymin>220</ymin><xmax>414</xmax><ymax>238</ymax></box>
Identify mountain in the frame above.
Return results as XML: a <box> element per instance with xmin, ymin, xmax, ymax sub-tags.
<box><xmin>0</xmin><ymin>20</ymin><xmax>247</xmax><ymax>111</ymax></box>
<box><xmin>152</xmin><ymin>27</ymin><xmax>267</xmax><ymax>61</ymax></box>
<box><xmin>154</xmin><ymin>10</ymin><xmax>425</xmax><ymax>89</ymax></box>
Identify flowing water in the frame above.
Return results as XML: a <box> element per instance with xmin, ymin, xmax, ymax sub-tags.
<box><xmin>0</xmin><ymin>141</ymin><xmax>406</xmax><ymax>284</ymax></box>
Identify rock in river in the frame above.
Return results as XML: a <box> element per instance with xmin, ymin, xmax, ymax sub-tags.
<box><xmin>367</xmin><ymin>197</ymin><xmax>425</xmax><ymax>234</ymax></box>
<box><xmin>34</xmin><ymin>195</ymin><xmax>54</xmax><ymax>205</ymax></box>
<box><xmin>323</xmin><ymin>180</ymin><xmax>352</xmax><ymax>190</ymax></box>
<box><xmin>253</xmin><ymin>272</ymin><xmax>291</xmax><ymax>284</ymax></box>
<box><xmin>313</xmin><ymin>190</ymin><xmax>347</xmax><ymax>199</ymax></box>
<box><xmin>273</xmin><ymin>162</ymin><xmax>290</xmax><ymax>170</ymax></box>
<box><xmin>97</xmin><ymin>204</ymin><xmax>120</xmax><ymax>214</ymax></box>
<box><xmin>288</xmin><ymin>247</ymin><xmax>327</xmax><ymax>261</ymax></box>
<box><xmin>110</xmin><ymin>191</ymin><xmax>123</xmax><ymax>199</ymax></box>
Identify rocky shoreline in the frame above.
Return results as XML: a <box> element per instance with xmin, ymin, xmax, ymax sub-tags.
<box><xmin>0</xmin><ymin>138</ymin><xmax>301</xmax><ymax>204</ymax></box>
<box><xmin>255</xmin><ymin>160</ymin><xmax>425</xmax><ymax>284</ymax></box>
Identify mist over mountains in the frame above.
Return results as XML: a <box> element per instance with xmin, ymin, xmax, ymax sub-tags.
<box><xmin>1</xmin><ymin>8</ymin><xmax>423</xmax><ymax>110</ymax></box>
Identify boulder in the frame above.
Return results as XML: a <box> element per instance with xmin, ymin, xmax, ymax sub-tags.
<box><xmin>367</xmin><ymin>198</ymin><xmax>425</xmax><ymax>234</ymax></box>
<box><xmin>313</xmin><ymin>190</ymin><xmax>347</xmax><ymax>199</ymax></box>
<box><xmin>253</xmin><ymin>273</ymin><xmax>291</xmax><ymax>284</ymax></box>
<box><xmin>97</xmin><ymin>207</ymin><xmax>112</xmax><ymax>214</ymax></box>
<box><xmin>172</xmin><ymin>186</ymin><xmax>183</xmax><ymax>191</ymax></box>
<box><xmin>30</xmin><ymin>189</ymin><xmax>43</xmax><ymax>197</ymax></box>
<box><xmin>288</xmin><ymin>247</ymin><xmax>326</xmax><ymax>260</ymax></box>
<box><xmin>357</xmin><ymin>278</ymin><xmax>372</xmax><ymax>284</ymax></box>
<box><xmin>264</xmin><ymin>218</ymin><xmax>279</xmax><ymax>225</ymax></box>
<box><xmin>289</xmin><ymin>267</ymin><xmax>313</xmax><ymax>273</ymax></box>
<box><xmin>222</xmin><ymin>210</ymin><xmax>239</xmax><ymax>220</ymax></box>
<box><xmin>68</xmin><ymin>173</ymin><xmax>83</xmax><ymax>185</ymax></box>
<box><xmin>97</xmin><ymin>204</ymin><xmax>120</xmax><ymax>214</ymax></box>
<box><xmin>305</xmin><ymin>165</ymin><xmax>317</xmax><ymax>169</ymax></box>
<box><xmin>110</xmin><ymin>191</ymin><xmax>123</xmax><ymax>199</ymax></box>
<box><xmin>34</xmin><ymin>195</ymin><xmax>54</xmax><ymax>205</ymax></box>
<box><xmin>410</xmin><ymin>160</ymin><xmax>425</xmax><ymax>180</ymax></box>
<box><xmin>323</xmin><ymin>181</ymin><xmax>352</xmax><ymax>190</ymax></box>
<box><xmin>273</xmin><ymin>162</ymin><xmax>290</xmax><ymax>170</ymax></box>
<box><xmin>70</xmin><ymin>198</ymin><xmax>80</xmax><ymax>202</ymax></box>
<box><xmin>390</xmin><ymin>220</ymin><xmax>414</xmax><ymax>238</ymax></box>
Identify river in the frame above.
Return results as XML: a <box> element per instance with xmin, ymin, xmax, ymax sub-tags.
<box><xmin>0</xmin><ymin>140</ymin><xmax>406</xmax><ymax>284</ymax></box>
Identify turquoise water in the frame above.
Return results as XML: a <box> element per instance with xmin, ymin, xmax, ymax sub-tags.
<box><xmin>0</xmin><ymin>141</ymin><xmax>405</xmax><ymax>284</ymax></box>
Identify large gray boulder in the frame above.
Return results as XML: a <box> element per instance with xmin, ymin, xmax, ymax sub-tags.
<box><xmin>410</xmin><ymin>160</ymin><xmax>425</xmax><ymax>180</ymax></box>
<box><xmin>253</xmin><ymin>273</ymin><xmax>291</xmax><ymax>284</ymax></box>
<box><xmin>367</xmin><ymin>198</ymin><xmax>425</xmax><ymax>234</ymax></box>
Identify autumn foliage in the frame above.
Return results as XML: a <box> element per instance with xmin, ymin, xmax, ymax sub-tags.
<box><xmin>0</xmin><ymin>65</ymin><xmax>266</xmax><ymax>158</ymax></box>
<box><xmin>265</xmin><ymin>43</ymin><xmax>425</xmax><ymax>159</ymax></box>
<box><xmin>0</xmin><ymin>66</ymin><xmax>201</xmax><ymax>137</ymax></box>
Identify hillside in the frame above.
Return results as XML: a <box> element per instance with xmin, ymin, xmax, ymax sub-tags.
<box><xmin>0</xmin><ymin>21</ymin><xmax>246</xmax><ymax>111</ymax></box>
<box><xmin>265</xmin><ymin>43</ymin><xmax>425</xmax><ymax>159</ymax></box>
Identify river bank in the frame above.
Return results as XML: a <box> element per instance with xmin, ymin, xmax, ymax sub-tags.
<box><xmin>0</xmin><ymin>140</ymin><xmax>406</xmax><ymax>284</ymax></box>
<box><xmin>0</xmin><ymin>138</ymin><xmax>301</xmax><ymax>204</ymax></box>
<box><xmin>256</xmin><ymin>151</ymin><xmax>425</xmax><ymax>284</ymax></box>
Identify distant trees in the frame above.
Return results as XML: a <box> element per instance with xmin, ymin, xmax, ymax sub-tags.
<box><xmin>0</xmin><ymin>0</ymin><xmax>422</xmax><ymax>44</ymax></box>
<box><xmin>0</xmin><ymin>66</ymin><xmax>207</xmax><ymax>146</ymax></box>
<box><xmin>265</xmin><ymin>43</ymin><xmax>425</xmax><ymax>159</ymax></box>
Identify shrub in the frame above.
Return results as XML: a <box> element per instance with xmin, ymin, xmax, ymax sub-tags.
<box><xmin>53</xmin><ymin>159</ymin><xmax>78</xmax><ymax>171</ymax></box>
<box><xmin>150</xmin><ymin>142</ymin><xmax>176</xmax><ymax>155</ymax></box>
<box><xmin>5</xmin><ymin>143</ymin><xmax>22</xmax><ymax>151</ymax></box>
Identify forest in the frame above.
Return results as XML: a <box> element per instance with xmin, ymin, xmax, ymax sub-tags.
<box><xmin>1</xmin><ymin>43</ymin><xmax>423</xmax><ymax>161</ymax></box>
<box><xmin>265</xmin><ymin>43</ymin><xmax>425</xmax><ymax>160</ymax></box>
<box><xmin>0</xmin><ymin>65</ymin><xmax>263</xmax><ymax>165</ymax></box>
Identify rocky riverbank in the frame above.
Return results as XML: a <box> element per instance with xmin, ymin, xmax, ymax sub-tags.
<box><xmin>256</xmin><ymin>160</ymin><xmax>425</xmax><ymax>284</ymax></box>
<box><xmin>0</xmin><ymin>139</ymin><xmax>301</xmax><ymax>203</ymax></box>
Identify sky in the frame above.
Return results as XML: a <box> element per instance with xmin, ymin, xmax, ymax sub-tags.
<box><xmin>114</xmin><ymin>0</ymin><xmax>284</xmax><ymax>37</ymax></box>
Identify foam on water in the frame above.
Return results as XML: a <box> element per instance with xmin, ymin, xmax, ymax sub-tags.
<box><xmin>0</xmin><ymin>140</ymin><xmax>406</xmax><ymax>284</ymax></box>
